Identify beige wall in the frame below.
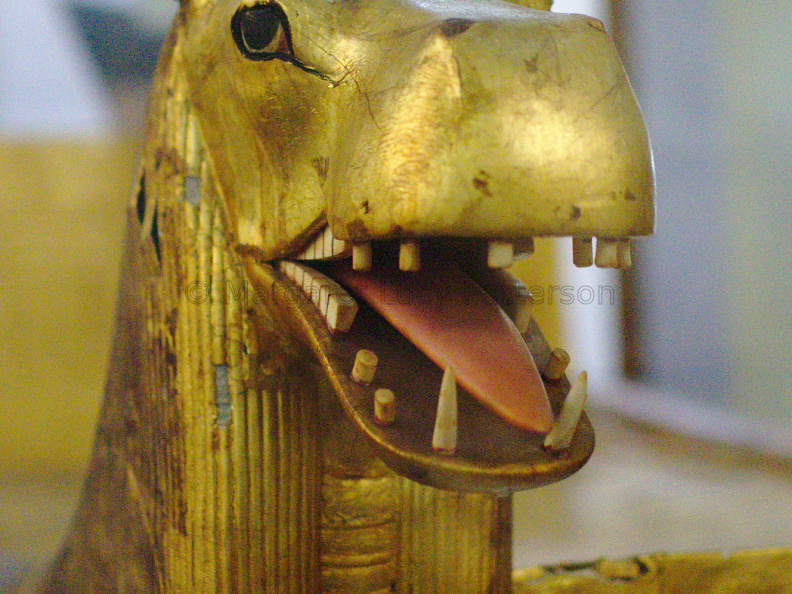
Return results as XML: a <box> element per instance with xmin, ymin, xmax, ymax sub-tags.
<box><xmin>720</xmin><ymin>2</ymin><xmax>792</xmax><ymax>424</ymax></box>
<box><xmin>0</xmin><ymin>141</ymin><xmax>136</xmax><ymax>476</ymax></box>
<box><xmin>618</xmin><ymin>0</ymin><xmax>792</xmax><ymax>448</ymax></box>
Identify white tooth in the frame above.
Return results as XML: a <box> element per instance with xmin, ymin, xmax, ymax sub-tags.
<box><xmin>294</xmin><ymin>262</ymin><xmax>305</xmax><ymax>287</ymax></box>
<box><xmin>352</xmin><ymin>349</ymin><xmax>378</xmax><ymax>384</ymax></box>
<box><xmin>322</xmin><ymin>226</ymin><xmax>334</xmax><ymax>257</ymax></box>
<box><xmin>304</xmin><ymin>240</ymin><xmax>317</xmax><ymax>260</ymax></box>
<box><xmin>432</xmin><ymin>366</ymin><xmax>458</xmax><ymax>454</ymax></box>
<box><xmin>295</xmin><ymin>227</ymin><xmax>351</xmax><ymax>260</ymax></box>
<box><xmin>542</xmin><ymin>348</ymin><xmax>570</xmax><ymax>381</ymax></box>
<box><xmin>573</xmin><ymin>237</ymin><xmax>593</xmax><ymax>268</ymax></box>
<box><xmin>374</xmin><ymin>388</ymin><xmax>396</xmax><ymax>425</ymax></box>
<box><xmin>595</xmin><ymin>238</ymin><xmax>619</xmax><ymax>268</ymax></box>
<box><xmin>514</xmin><ymin>238</ymin><xmax>535</xmax><ymax>259</ymax></box>
<box><xmin>303</xmin><ymin>267</ymin><xmax>320</xmax><ymax>301</ymax></box>
<box><xmin>332</xmin><ymin>237</ymin><xmax>349</xmax><ymax>255</ymax></box>
<box><xmin>399</xmin><ymin>240</ymin><xmax>421</xmax><ymax>271</ymax></box>
<box><xmin>487</xmin><ymin>241</ymin><xmax>514</xmax><ymax>268</ymax></box>
<box><xmin>352</xmin><ymin>243</ymin><xmax>372</xmax><ymax>271</ymax></box>
<box><xmin>281</xmin><ymin>260</ymin><xmax>296</xmax><ymax>276</ymax></box>
<box><xmin>544</xmin><ymin>371</ymin><xmax>588</xmax><ymax>452</ymax></box>
<box><xmin>312</xmin><ymin>229</ymin><xmax>326</xmax><ymax>258</ymax></box>
<box><xmin>318</xmin><ymin>281</ymin><xmax>331</xmax><ymax>317</ymax></box>
<box><xmin>327</xmin><ymin>227</ymin><xmax>351</xmax><ymax>257</ymax></box>
<box><xmin>617</xmin><ymin>238</ymin><xmax>632</xmax><ymax>268</ymax></box>
<box><xmin>278</xmin><ymin>261</ymin><xmax>358</xmax><ymax>332</ymax></box>
<box><xmin>326</xmin><ymin>289</ymin><xmax>358</xmax><ymax>332</ymax></box>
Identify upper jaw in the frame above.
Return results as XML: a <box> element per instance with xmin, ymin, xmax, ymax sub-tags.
<box><xmin>194</xmin><ymin>8</ymin><xmax>653</xmax><ymax>262</ymax></box>
<box><xmin>325</xmin><ymin>14</ymin><xmax>654</xmax><ymax>245</ymax></box>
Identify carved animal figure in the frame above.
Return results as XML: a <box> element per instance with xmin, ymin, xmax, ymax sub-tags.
<box><xmin>32</xmin><ymin>0</ymin><xmax>654</xmax><ymax>591</ymax></box>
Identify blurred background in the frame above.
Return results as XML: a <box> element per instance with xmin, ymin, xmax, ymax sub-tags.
<box><xmin>2</xmin><ymin>0</ymin><xmax>791</xmax><ymax>590</ymax></box>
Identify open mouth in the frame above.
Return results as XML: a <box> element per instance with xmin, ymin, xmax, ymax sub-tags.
<box><xmin>243</xmin><ymin>225</ymin><xmax>607</xmax><ymax>493</ymax></box>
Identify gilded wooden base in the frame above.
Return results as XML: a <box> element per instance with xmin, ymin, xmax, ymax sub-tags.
<box><xmin>514</xmin><ymin>548</ymin><xmax>792</xmax><ymax>594</ymax></box>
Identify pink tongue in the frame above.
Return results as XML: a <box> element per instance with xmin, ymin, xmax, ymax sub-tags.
<box><xmin>337</xmin><ymin>263</ymin><xmax>553</xmax><ymax>434</ymax></box>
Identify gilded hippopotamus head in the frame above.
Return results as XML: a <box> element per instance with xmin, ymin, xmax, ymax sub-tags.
<box><xmin>175</xmin><ymin>0</ymin><xmax>654</xmax><ymax>492</ymax></box>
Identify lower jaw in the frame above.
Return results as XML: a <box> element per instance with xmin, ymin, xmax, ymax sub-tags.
<box><xmin>247</xmin><ymin>239</ymin><xmax>595</xmax><ymax>494</ymax></box>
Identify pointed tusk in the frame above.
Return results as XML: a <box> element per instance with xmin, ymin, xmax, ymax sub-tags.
<box><xmin>399</xmin><ymin>240</ymin><xmax>421</xmax><ymax>271</ymax></box>
<box><xmin>544</xmin><ymin>371</ymin><xmax>588</xmax><ymax>452</ymax></box>
<box><xmin>432</xmin><ymin>366</ymin><xmax>458</xmax><ymax>454</ymax></box>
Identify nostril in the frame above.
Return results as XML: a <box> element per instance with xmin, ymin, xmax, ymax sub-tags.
<box><xmin>440</xmin><ymin>18</ymin><xmax>474</xmax><ymax>37</ymax></box>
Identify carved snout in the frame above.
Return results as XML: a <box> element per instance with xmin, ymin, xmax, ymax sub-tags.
<box><xmin>329</xmin><ymin>15</ymin><xmax>654</xmax><ymax>242</ymax></box>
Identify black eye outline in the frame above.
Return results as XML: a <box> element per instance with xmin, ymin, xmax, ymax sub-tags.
<box><xmin>231</xmin><ymin>3</ymin><xmax>293</xmax><ymax>62</ymax></box>
<box><xmin>231</xmin><ymin>3</ymin><xmax>335</xmax><ymax>83</ymax></box>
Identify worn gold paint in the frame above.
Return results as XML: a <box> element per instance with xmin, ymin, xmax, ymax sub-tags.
<box><xmin>31</xmin><ymin>82</ymin><xmax>520</xmax><ymax>589</ymax></box>
<box><xmin>40</xmin><ymin>0</ymin><xmax>792</xmax><ymax>593</ymax></box>
<box><xmin>514</xmin><ymin>549</ymin><xmax>792</xmax><ymax>594</ymax></box>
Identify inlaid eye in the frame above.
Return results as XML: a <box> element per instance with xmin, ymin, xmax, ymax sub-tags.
<box><xmin>231</xmin><ymin>3</ymin><xmax>292</xmax><ymax>60</ymax></box>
